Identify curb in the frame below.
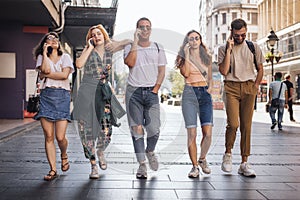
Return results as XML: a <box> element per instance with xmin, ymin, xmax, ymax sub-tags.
<box><xmin>0</xmin><ymin>121</ymin><xmax>40</xmax><ymax>143</ymax></box>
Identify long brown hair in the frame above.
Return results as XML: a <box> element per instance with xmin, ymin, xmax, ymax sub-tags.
<box><xmin>175</xmin><ymin>30</ymin><xmax>211</xmax><ymax>69</ymax></box>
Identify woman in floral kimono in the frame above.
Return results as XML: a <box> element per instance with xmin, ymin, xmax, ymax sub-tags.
<box><xmin>73</xmin><ymin>24</ymin><xmax>131</xmax><ymax>179</ymax></box>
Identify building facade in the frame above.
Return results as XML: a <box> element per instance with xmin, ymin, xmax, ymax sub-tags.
<box><xmin>0</xmin><ymin>0</ymin><xmax>118</xmax><ymax>119</ymax></box>
<box><xmin>257</xmin><ymin>0</ymin><xmax>300</xmax><ymax>102</ymax></box>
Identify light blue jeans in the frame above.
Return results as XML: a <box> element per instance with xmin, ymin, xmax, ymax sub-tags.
<box><xmin>269</xmin><ymin>99</ymin><xmax>285</xmax><ymax>128</ymax></box>
<box><xmin>181</xmin><ymin>85</ymin><xmax>213</xmax><ymax>128</ymax></box>
<box><xmin>125</xmin><ymin>85</ymin><xmax>160</xmax><ymax>163</ymax></box>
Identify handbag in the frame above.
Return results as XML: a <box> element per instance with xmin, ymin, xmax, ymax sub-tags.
<box><xmin>265</xmin><ymin>103</ymin><xmax>270</xmax><ymax>113</ymax></box>
<box><xmin>26</xmin><ymin>73</ymin><xmax>40</xmax><ymax>113</ymax></box>
<box><xmin>271</xmin><ymin>82</ymin><xmax>283</xmax><ymax>107</ymax></box>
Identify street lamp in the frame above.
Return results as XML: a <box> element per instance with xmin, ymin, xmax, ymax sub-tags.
<box><xmin>266</xmin><ymin>29</ymin><xmax>280</xmax><ymax>80</ymax></box>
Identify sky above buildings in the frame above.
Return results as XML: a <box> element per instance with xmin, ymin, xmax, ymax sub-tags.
<box><xmin>114</xmin><ymin>0</ymin><xmax>200</xmax><ymax>36</ymax></box>
<box><xmin>110</xmin><ymin>0</ymin><xmax>201</xmax><ymax>93</ymax></box>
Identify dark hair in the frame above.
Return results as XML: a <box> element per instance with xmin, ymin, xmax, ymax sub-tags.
<box><xmin>136</xmin><ymin>17</ymin><xmax>151</xmax><ymax>28</ymax></box>
<box><xmin>275</xmin><ymin>72</ymin><xmax>282</xmax><ymax>79</ymax></box>
<box><xmin>175</xmin><ymin>30</ymin><xmax>211</xmax><ymax>68</ymax></box>
<box><xmin>231</xmin><ymin>18</ymin><xmax>247</xmax><ymax>30</ymax></box>
<box><xmin>32</xmin><ymin>31</ymin><xmax>63</xmax><ymax>60</ymax></box>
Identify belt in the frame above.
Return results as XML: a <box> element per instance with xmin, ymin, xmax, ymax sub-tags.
<box><xmin>141</xmin><ymin>86</ymin><xmax>154</xmax><ymax>90</ymax></box>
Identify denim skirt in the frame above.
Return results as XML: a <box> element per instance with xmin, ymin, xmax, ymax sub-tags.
<box><xmin>34</xmin><ymin>87</ymin><xmax>71</xmax><ymax>122</ymax></box>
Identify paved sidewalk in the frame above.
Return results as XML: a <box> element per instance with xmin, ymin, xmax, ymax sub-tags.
<box><xmin>0</xmin><ymin>103</ymin><xmax>300</xmax><ymax>199</ymax></box>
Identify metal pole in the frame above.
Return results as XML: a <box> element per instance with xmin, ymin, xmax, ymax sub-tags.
<box><xmin>271</xmin><ymin>48</ymin><xmax>274</xmax><ymax>81</ymax></box>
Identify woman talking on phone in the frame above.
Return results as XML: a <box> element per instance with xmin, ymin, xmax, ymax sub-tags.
<box><xmin>175</xmin><ymin>30</ymin><xmax>213</xmax><ymax>178</ymax></box>
<box><xmin>73</xmin><ymin>24</ymin><xmax>131</xmax><ymax>179</ymax></box>
<box><xmin>32</xmin><ymin>32</ymin><xmax>74</xmax><ymax>181</ymax></box>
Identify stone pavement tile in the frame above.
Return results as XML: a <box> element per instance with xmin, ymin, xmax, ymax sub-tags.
<box><xmin>133</xmin><ymin>180</ymin><xmax>214</xmax><ymax>190</ymax></box>
<box><xmin>176</xmin><ymin>190</ymin><xmax>267</xmax><ymax>199</ymax></box>
<box><xmin>239</xmin><ymin>174</ymin><xmax>300</xmax><ymax>183</ymax></box>
<box><xmin>211</xmin><ymin>181</ymin><xmax>295</xmax><ymax>190</ymax></box>
<box><xmin>2</xmin><ymin>187</ymin><xmax>90</xmax><ymax>200</ymax></box>
<box><xmin>88</xmin><ymin>188</ymin><xmax>178</xmax><ymax>199</ymax></box>
<box><xmin>287</xmin><ymin>183</ymin><xmax>300</xmax><ymax>190</ymax></box>
<box><xmin>65</xmin><ymin>179</ymin><xmax>133</xmax><ymax>189</ymax></box>
<box><xmin>259</xmin><ymin>190</ymin><xmax>300</xmax><ymax>200</ymax></box>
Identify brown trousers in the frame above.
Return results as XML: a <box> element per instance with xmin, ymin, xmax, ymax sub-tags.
<box><xmin>224</xmin><ymin>80</ymin><xmax>257</xmax><ymax>157</ymax></box>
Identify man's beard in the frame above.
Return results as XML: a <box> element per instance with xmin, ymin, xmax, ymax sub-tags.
<box><xmin>234</xmin><ymin>38</ymin><xmax>245</xmax><ymax>45</ymax></box>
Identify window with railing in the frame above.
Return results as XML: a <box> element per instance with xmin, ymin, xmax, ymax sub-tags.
<box><xmin>222</xmin><ymin>33</ymin><xmax>226</xmax><ymax>43</ymax></box>
<box><xmin>232</xmin><ymin>12</ymin><xmax>237</xmax><ymax>21</ymax></box>
<box><xmin>279</xmin><ymin>31</ymin><xmax>300</xmax><ymax>60</ymax></box>
<box><xmin>222</xmin><ymin>13</ymin><xmax>226</xmax><ymax>24</ymax></box>
<box><xmin>247</xmin><ymin>12</ymin><xmax>258</xmax><ymax>25</ymax></box>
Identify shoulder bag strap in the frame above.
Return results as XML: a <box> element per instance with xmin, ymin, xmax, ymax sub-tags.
<box><xmin>277</xmin><ymin>82</ymin><xmax>283</xmax><ymax>99</ymax></box>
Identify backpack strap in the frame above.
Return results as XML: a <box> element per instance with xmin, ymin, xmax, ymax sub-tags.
<box><xmin>154</xmin><ymin>42</ymin><xmax>160</xmax><ymax>53</ymax></box>
<box><xmin>246</xmin><ymin>40</ymin><xmax>258</xmax><ymax>71</ymax></box>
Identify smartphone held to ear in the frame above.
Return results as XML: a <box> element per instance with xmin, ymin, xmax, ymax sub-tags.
<box><xmin>90</xmin><ymin>39</ymin><xmax>95</xmax><ymax>47</ymax></box>
<box><xmin>47</xmin><ymin>46</ymin><xmax>53</xmax><ymax>54</ymax></box>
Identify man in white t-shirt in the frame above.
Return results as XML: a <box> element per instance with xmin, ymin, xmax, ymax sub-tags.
<box><xmin>123</xmin><ymin>17</ymin><xmax>167</xmax><ymax>179</ymax></box>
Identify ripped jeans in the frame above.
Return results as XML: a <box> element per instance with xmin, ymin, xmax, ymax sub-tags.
<box><xmin>125</xmin><ymin>85</ymin><xmax>160</xmax><ymax>163</ymax></box>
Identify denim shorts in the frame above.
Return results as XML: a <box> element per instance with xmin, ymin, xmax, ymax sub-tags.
<box><xmin>34</xmin><ymin>87</ymin><xmax>71</xmax><ymax>122</ymax></box>
<box><xmin>181</xmin><ymin>85</ymin><xmax>213</xmax><ymax>128</ymax></box>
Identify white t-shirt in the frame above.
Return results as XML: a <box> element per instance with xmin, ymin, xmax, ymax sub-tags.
<box><xmin>124</xmin><ymin>42</ymin><xmax>167</xmax><ymax>87</ymax></box>
<box><xmin>36</xmin><ymin>53</ymin><xmax>74</xmax><ymax>91</ymax></box>
<box><xmin>269</xmin><ymin>81</ymin><xmax>287</xmax><ymax>100</ymax></box>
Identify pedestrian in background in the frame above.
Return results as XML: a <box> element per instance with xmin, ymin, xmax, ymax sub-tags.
<box><xmin>123</xmin><ymin>17</ymin><xmax>167</xmax><ymax>179</ymax></box>
<box><xmin>218</xmin><ymin>18</ymin><xmax>265</xmax><ymax>177</ymax></box>
<box><xmin>73</xmin><ymin>24</ymin><xmax>132</xmax><ymax>179</ymax></box>
<box><xmin>175</xmin><ymin>30</ymin><xmax>213</xmax><ymax>178</ymax></box>
<box><xmin>32</xmin><ymin>32</ymin><xmax>74</xmax><ymax>181</ymax></box>
<box><xmin>283</xmin><ymin>74</ymin><xmax>296</xmax><ymax>122</ymax></box>
<box><xmin>268</xmin><ymin>72</ymin><xmax>288</xmax><ymax>130</ymax></box>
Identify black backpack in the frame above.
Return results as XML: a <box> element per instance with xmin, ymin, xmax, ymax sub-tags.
<box><xmin>245</xmin><ymin>40</ymin><xmax>258</xmax><ymax>71</ymax></box>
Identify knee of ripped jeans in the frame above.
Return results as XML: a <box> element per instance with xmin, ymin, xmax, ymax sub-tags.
<box><xmin>130</xmin><ymin>126</ymin><xmax>144</xmax><ymax>140</ymax></box>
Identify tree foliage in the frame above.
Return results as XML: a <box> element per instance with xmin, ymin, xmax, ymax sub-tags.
<box><xmin>168</xmin><ymin>69</ymin><xmax>184</xmax><ymax>97</ymax></box>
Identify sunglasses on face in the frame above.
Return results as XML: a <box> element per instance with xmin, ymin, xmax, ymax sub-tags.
<box><xmin>188</xmin><ymin>36</ymin><xmax>200</xmax><ymax>42</ymax></box>
<box><xmin>233</xmin><ymin>33</ymin><xmax>246</xmax><ymax>38</ymax></box>
<box><xmin>138</xmin><ymin>25</ymin><xmax>151</xmax><ymax>31</ymax></box>
<box><xmin>46</xmin><ymin>36</ymin><xmax>59</xmax><ymax>41</ymax></box>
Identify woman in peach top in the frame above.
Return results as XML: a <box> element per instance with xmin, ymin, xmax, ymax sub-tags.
<box><xmin>175</xmin><ymin>30</ymin><xmax>213</xmax><ymax>178</ymax></box>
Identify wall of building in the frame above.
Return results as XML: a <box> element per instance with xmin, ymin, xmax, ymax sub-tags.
<box><xmin>0</xmin><ymin>22</ymin><xmax>46</xmax><ymax>118</ymax></box>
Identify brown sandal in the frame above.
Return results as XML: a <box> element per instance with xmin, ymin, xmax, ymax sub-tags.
<box><xmin>44</xmin><ymin>170</ymin><xmax>58</xmax><ymax>181</ymax></box>
<box><xmin>61</xmin><ymin>154</ymin><xmax>70</xmax><ymax>172</ymax></box>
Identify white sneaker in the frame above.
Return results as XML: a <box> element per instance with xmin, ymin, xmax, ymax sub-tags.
<box><xmin>238</xmin><ymin>162</ymin><xmax>256</xmax><ymax>177</ymax></box>
<box><xmin>198</xmin><ymin>159</ymin><xmax>211</xmax><ymax>174</ymax></box>
<box><xmin>97</xmin><ymin>150</ymin><xmax>107</xmax><ymax>170</ymax></box>
<box><xmin>136</xmin><ymin>163</ymin><xmax>147</xmax><ymax>179</ymax></box>
<box><xmin>188</xmin><ymin>166</ymin><xmax>199</xmax><ymax>178</ymax></box>
<box><xmin>146</xmin><ymin>151</ymin><xmax>159</xmax><ymax>171</ymax></box>
<box><xmin>221</xmin><ymin>153</ymin><xmax>232</xmax><ymax>172</ymax></box>
<box><xmin>89</xmin><ymin>164</ymin><xmax>100</xmax><ymax>179</ymax></box>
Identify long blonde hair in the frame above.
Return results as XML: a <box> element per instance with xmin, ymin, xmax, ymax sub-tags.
<box><xmin>85</xmin><ymin>24</ymin><xmax>111</xmax><ymax>44</ymax></box>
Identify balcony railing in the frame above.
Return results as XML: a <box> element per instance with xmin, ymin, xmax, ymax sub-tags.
<box><xmin>70</xmin><ymin>0</ymin><xmax>118</xmax><ymax>8</ymax></box>
<box><xmin>213</xmin><ymin>0</ymin><xmax>257</xmax><ymax>9</ymax></box>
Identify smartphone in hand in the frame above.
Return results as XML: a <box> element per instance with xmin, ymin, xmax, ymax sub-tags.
<box><xmin>89</xmin><ymin>39</ymin><xmax>95</xmax><ymax>47</ymax></box>
<box><xmin>47</xmin><ymin>46</ymin><xmax>53</xmax><ymax>54</ymax></box>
